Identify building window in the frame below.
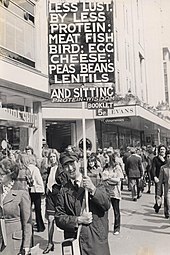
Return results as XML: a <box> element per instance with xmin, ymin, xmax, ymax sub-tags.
<box><xmin>128</xmin><ymin>44</ymin><xmax>131</xmax><ymax>71</ymax></box>
<box><xmin>114</xmin><ymin>0</ymin><xmax>117</xmax><ymax>18</ymax></box>
<box><xmin>125</xmin><ymin>41</ymin><xmax>128</xmax><ymax>70</ymax></box>
<box><xmin>116</xmin><ymin>30</ymin><xmax>119</xmax><ymax>61</ymax></box>
<box><xmin>117</xmin><ymin>71</ymin><xmax>120</xmax><ymax>92</ymax></box>
<box><xmin>163</xmin><ymin>62</ymin><xmax>169</xmax><ymax>104</ymax></box>
<box><xmin>139</xmin><ymin>53</ymin><xmax>144</xmax><ymax>83</ymax></box>
<box><xmin>126</xmin><ymin>9</ymin><xmax>128</xmax><ymax>33</ymax></box>
<box><xmin>0</xmin><ymin>0</ymin><xmax>35</xmax><ymax>67</ymax></box>
<box><xmin>126</xmin><ymin>78</ymin><xmax>128</xmax><ymax>91</ymax></box>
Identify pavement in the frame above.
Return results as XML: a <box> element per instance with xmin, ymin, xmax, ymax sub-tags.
<box><xmin>33</xmin><ymin>185</ymin><xmax>170</xmax><ymax>255</ymax></box>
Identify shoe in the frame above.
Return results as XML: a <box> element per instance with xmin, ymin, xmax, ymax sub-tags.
<box><xmin>165</xmin><ymin>215</ymin><xmax>169</xmax><ymax>219</ymax></box>
<box><xmin>146</xmin><ymin>190</ymin><xmax>150</xmax><ymax>194</ymax></box>
<box><xmin>37</xmin><ymin>226</ymin><xmax>45</xmax><ymax>232</ymax></box>
<box><xmin>43</xmin><ymin>243</ymin><xmax>54</xmax><ymax>254</ymax></box>
<box><xmin>133</xmin><ymin>198</ymin><xmax>137</xmax><ymax>201</ymax></box>
<box><xmin>137</xmin><ymin>194</ymin><xmax>142</xmax><ymax>199</ymax></box>
<box><xmin>153</xmin><ymin>204</ymin><xmax>160</xmax><ymax>213</ymax></box>
<box><xmin>113</xmin><ymin>231</ymin><xmax>120</xmax><ymax>235</ymax></box>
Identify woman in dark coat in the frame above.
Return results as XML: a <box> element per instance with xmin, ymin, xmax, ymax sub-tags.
<box><xmin>43</xmin><ymin>149</ymin><xmax>68</xmax><ymax>254</ymax></box>
<box><xmin>152</xmin><ymin>144</ymin><xmax>167</xmax><ymax>214</ymax></box>
<box><xmin>0</xmin><ymin>161</ymin><xmax>32</xmax><ymax>255</ymax></box>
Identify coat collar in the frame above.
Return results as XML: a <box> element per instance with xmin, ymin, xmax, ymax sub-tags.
<box><xmin>66</xmin><ymin>180</ymin><xmax>85</xmax><ymax>199</ymax></box>
<box><xmin>0</xmin><ymin>182</ymin><xmax>18</xmax><ymax>206</ymax></box>
<box><xmin>65</xmin><ymin>180</ymin><xmax>85</xmax><ymax>215</ymax></box>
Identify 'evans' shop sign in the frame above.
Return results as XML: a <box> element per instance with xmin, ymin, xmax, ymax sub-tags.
<box><xmin>48</xmin><ymin>1</ymin><xmax>114</xmax><ymax>84</ymax></box>
<box><xmin>95</xmin><ymin>105</ymin><xmax>136</xmax><ymax>118</ymax></box>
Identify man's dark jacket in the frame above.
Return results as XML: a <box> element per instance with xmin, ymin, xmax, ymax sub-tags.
<box><xmin>54</xmin><ymin>179</ymin><xmax>111</xmax><ymax>255</ymax></box>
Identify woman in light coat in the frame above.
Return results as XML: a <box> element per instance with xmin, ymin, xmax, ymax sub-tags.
<box><xmin>0</xmin><ymin>161</ymin><xmax>32</xmax><ymax>255</ymax></box>
<box><xmin>20</xmin><ymin>154</ymin><xmax>45</xmax><ymax>232</ymax></box>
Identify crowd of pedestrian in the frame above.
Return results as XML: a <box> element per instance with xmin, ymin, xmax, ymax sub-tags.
<box><xmin>0</xmin><ymin>142</ymin><xmax>170</xmax><ymax>254</ymax></box>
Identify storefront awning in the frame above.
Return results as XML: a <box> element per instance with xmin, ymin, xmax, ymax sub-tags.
<box><xmin>95</xmin><ymin>104</ymin><xmax>170</xmax><ymax>134</ymax></box>
<box><xmin>0</xmin><ymin>108</ymin><xmax>37</xmax><ymax>128</ymax></box>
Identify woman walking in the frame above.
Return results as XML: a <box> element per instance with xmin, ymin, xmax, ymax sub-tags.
<box><xmin>0</xmin><ymin>160</ymin><xmax>32</xmax><ymax>254</ymax></box>
<box><xmin>102</xmin><ymin>154</ymin><xmax>124</xmax><ymax>235</ymax></box>
<box><xmin>43</xmin><ymin>149</ymin><xmax>68</xmax><ymax>254</ymax></box>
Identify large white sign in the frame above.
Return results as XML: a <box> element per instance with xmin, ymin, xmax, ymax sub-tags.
<box><xmin>48</xmin><ymin>1</ymin><xmax>114</xmax><ymax>84</ymax></box>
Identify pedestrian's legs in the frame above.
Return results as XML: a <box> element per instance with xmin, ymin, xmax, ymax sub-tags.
<box><xmin>128</xmin><ymin>177</ymin><xmax>131</xmax><ymax>191</ymax></box>
<box><xmin>129</xmin><ymin>178</ymin><xmax>137</xmax><ymax>200</ymax></box>
<box><xmin>43</xmin><ymin>215</ymin><xmax>55</xmax><ymax>254</ymax></box>
<box><xmin>30</xmin><ymin>193</ymin><xmax>45</xmax><ymax>232</ymax></box>
<box><xmin>164</xmin><ymin>196</ymin><xmax>169</xmax><ymax>218</ymax></box>
<box><xmin>136</xmin><ymin>178</ymin><xmax>142</xmax><ymax>199</ymax></box>
<box><xmin>154</xmin><ymin>183</ymin><xmax>162</xmax><ymax>213</ymax></box>
<box><xmin>41</xmin><ymin>195</ymin><xmax>47</xmax><ymax>223</ymax></box>
<box><xmin>48</xmin><ymin>215</ymin><xmax>55</xmax><ymax>244</ymax></box>
<box><xmin>147</xmin><ymin>171</ymin><xmax>151</xmax><ymax>193</ymax></box>
<box><xmin>111</xmin><ymin>198</ymin><xmax>120</xmax><ymax>233</ymax></box>
<box><xmin>121</xmin><ymin>180</ymin><xmax>124</xmax><ymax>191</ymax></box>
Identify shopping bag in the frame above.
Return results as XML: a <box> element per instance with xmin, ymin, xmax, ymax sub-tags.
<box><xmin>62</xmin><ymin>237</ymin><xmax>81</xmax><ymax>255</ymax></box>
<box><xmin>61</xmin><ymin>224</ymin><xmax>81</xmax><ymax>255</ymax></box>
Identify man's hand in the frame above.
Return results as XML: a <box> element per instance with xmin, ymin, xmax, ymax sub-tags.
<box><xmin>101</xmin><ymin>170</ymin><xmax>109</xmax><ymax>180</ymax></box>
<box><xmin>154</xmin><ymin>176</ymin><xmax>159</xmax><ymax>183</ymax></box>
<box><xmin>82</xmin><ymin>176</ymin><xmax>96</xmax><ymax>194</ymax></box>
<box><xmin>77</xmin><ymin>211</ymin><xmax>93</xmax><ymax>225</ymax></box>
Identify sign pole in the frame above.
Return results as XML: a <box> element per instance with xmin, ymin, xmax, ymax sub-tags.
<box><xmin>82</xmin><ymin>101</ymin><xmax>89</xmax><ymax>212</ymax></box>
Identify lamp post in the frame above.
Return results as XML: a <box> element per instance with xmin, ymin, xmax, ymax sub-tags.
<box><xmin>157</xmin><ymin>128</ymin><xmax>161</xmax><ymax>145</ymax></box>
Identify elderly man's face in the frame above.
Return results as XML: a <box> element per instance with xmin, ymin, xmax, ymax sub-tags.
<box><xmin>64</xmin><ymin>161</ymin><xmax>80</xmax><ymax>180</ymax></box>
<box><xmin>159</xmin><ymin>147</ymin><xmax>166</xmax><ymax>156</ymax></box>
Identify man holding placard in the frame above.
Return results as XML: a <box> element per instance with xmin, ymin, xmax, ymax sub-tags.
<box><xmin>54</xmin><ymin>151</ymin><xmax>111</xmax><ymax>255</ymax></box>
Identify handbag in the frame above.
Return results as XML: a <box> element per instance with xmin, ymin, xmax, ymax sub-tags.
<box><xmin>139</xmin><ymin>177</ymin><xmax>145</xmax><ymax>191</ymax></box>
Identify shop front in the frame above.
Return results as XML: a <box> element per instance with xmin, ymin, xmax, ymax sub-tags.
<box><xmin>42</xmin><ymin>105</ymin><xmax>96</xmax><ymax>152</ymax></box>
<box><xmin>0</xmin><ymin>107</ymin><xmax>37</xmax><ymax>151</ymax></box>
<box><xmin>95</xmin><ymin>104</ymin><xmax>170</xmax><ymax>150</ymax></box>
<box><xmin>45</xmin><ymin>120</ymin><xmax>74</xmax><ymax>152</ymax></box>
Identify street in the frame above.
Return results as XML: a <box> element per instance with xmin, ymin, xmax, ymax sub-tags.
<box><xmin>34</xmin><ymin>185</ymin><xmax>170</xmax><ymax>255</ymax></box>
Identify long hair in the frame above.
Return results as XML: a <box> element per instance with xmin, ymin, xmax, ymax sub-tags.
<box><xmin>87</xmin><ymin>154</ymin><xmax>98</xmax><ymax>169</ymax></box>
<box><xmin>108</xmin><ymin>154</ymin><xmax>117</xmax><ymax>168</ymax></box>
<box><xmin>48</xmin><ymin>149</ymin><xmax>60</xmax><ymax>165</ymax></box>
<box><xmin>0</xmin><ymin>160</ymin><xmax>20</xmax><ymax>180</ymax></box>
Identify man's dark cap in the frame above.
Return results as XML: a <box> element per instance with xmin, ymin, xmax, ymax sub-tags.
<box><xmin>60</xmin><ymin>152</ymin><xmax>79</xmax><ymax>166</ymax></box>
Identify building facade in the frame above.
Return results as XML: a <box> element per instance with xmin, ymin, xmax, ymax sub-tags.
<box><xmin>1</xmin><ymin>0</ymin><xmax>170</xmax><ymax>156</ymax></box>
<box><xmin>42</xmin><ymin>0</ymin><xmax>170</xmax><ymax>152</ymax></box>
<box><xmin>0</xmin><ymin>0</ymin><xmax>49</xmax><ymax>158</ymax></box>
